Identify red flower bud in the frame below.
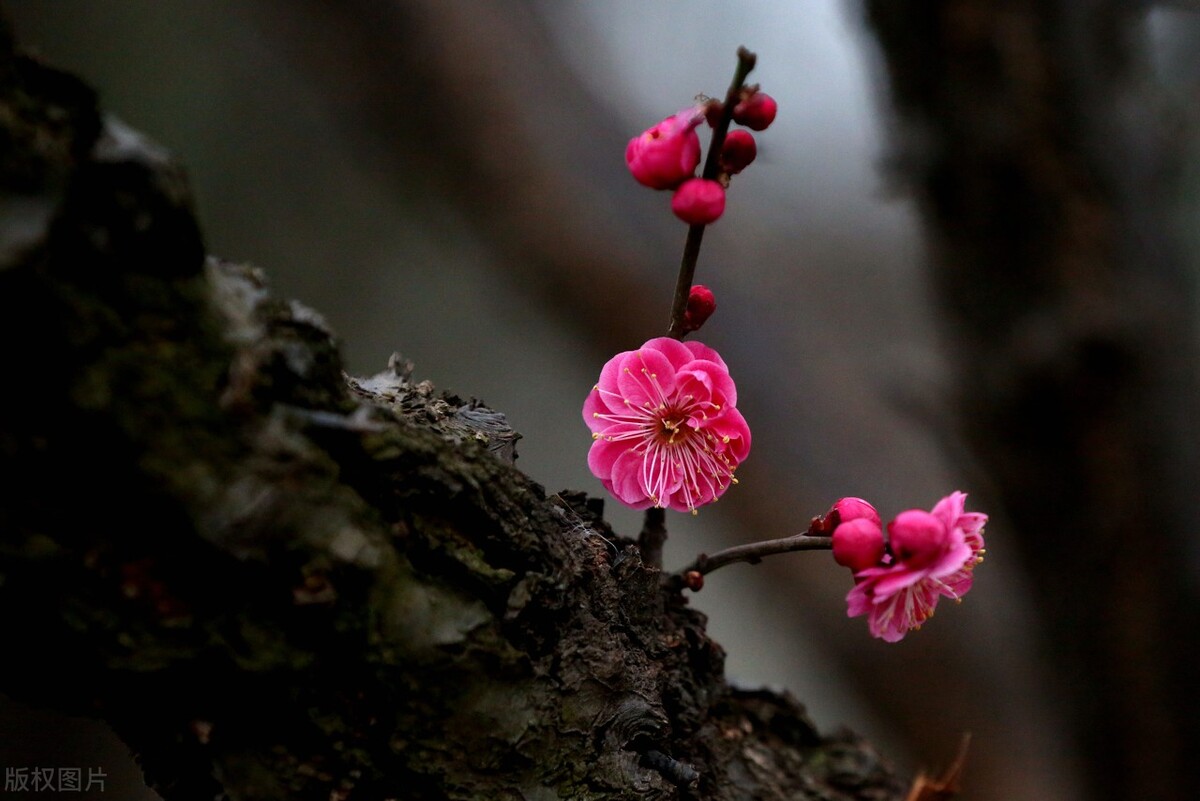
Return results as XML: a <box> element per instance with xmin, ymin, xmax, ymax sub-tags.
<box><xmin>830</xmin><ymin>498</ymin><xmax>884</xmax><ymax>573</ymax></box>
<box><xmin>832</xmin><ymin>497</ymin><xmax>881</xmax><ymax>528</ymax></box>
<box><xmin>832</xmin><ymin>518</ymin><xmax>886</xmax><ymax>573</ymax></box>
<box><xmin>625</xmin><ymin>109</ymin><xmax>703</xmax><ymax>190</ymax></box>
<box><xmin>671</xmin><ymin>178</ymin><xmax>726</xmax><ymax>225</ymax></box>
<box><xmin>682</xmin><ymin>285</ymin><xmax>716</xmax><ymax>332</ymax></box>
<box><xmin>720</xmin><ymin>129</ymin><xmax>757</xmax><ymax>175</ymax></box>
<box><xmin>732</xmin><ymin>91</ymin><xmax>777</xmax><ymax>131</ymax></box>
<box><xmin>888</xmin><ymin>510</ymin><xmax>950</xmax><ymax>570</ymax></box>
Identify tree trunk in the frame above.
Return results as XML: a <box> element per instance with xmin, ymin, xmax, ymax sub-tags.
<box><xmin>0</xmin><ymin>22</ymin><xmax>905</xmax><ymax>801</ymax></box>
<box><xmin>862</xmin><ymin>3</ymin><xmax>1200</xmax><ymax>799</ymax></box>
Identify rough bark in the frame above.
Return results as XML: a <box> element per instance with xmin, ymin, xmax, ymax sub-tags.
<box><xmin>0</xmin><ymin>24</ymin><xmax>905</xmax><ymax>801</ymax></box>
<box><xmin>862</xmin><ymin>3</ymin><xmax>1200</xmax><ymax>800</ymax></box>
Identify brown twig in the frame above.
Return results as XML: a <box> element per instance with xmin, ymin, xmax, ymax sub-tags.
<box><xmin>667</xmin><ymin>529</ymin><xmax>832</xmax><ymax>592</ymax></box>
<box><xmin>666</xmin><ymin>47</ymin><xmax>757</xmax><ymax>339</ymax></box>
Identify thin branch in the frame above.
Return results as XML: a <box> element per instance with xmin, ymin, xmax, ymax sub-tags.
<box><xmin>667</xmin><ymin>47</ymin><xmax>757</xmax><ymax>339</ymax></box>
<box><xmin>667</xmin><ymin>531</ymin><xmax>832</xmax><ymax>591</ymax></box>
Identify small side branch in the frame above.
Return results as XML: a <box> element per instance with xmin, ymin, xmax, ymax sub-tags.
<box><xmin>667</xmin><ymin>532</ymin><xmax>832</xmax><ymax>592</ymax></box>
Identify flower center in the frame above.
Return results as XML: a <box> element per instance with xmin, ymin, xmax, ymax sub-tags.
<box><xmin>658</xmin><ymin>414</ymin><xmax>688</xmax><ymax>443</ymax></box>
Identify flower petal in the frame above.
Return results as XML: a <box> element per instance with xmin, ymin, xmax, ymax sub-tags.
<box><xmin>642</xmin><ymin>336</ymin><xmax>699</xmax><ymax>372</ymax></box>
<box><xmin>616</xmin><ymin>347</ymin><xmax>677</xmax><ymax>410</ymax></box>
<box><xmin>681</xmin><ymin>339</ymin><xmax>729</xmax><ymax>371</ymax></box>
<box><xmin>930</xmin><ymin>490</ymin><xmax>967</xmax><ymax>530</ymax></box>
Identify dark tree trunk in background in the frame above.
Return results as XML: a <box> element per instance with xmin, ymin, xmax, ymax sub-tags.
<box><xmin>863</xmin><ymin>3</ymin><xmax>1200</xmax><ymax>799</ymax></box>
<box><xmin>0</xmin><ymin>21</ymin><xmax>905</xmax><ymax>801</ymax></box>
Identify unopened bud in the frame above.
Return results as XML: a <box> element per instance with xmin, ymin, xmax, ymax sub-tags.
<box><xmin>732</xmin><ymin>91</ymin><xmax>777</xmax><ymax>131</ymax></box>
<box><xmin>625</xmin><ymin>110</ymin><xmax>703</xmax><ymax>190</ymax></box>
<box><xmin>832</xmin><ymin>518</ymin><xmax>886</xmax><ymax>573</ymax></box>
<box><xmin>682</xmin><ymin>285</ymin><xmax>716</xmax><ymax>332</ymax></box>
<box><xmin>832</xmin><ymin>497</ymin><xmax>881</xmax><ymax>528</ymax></box>
<box><xmin>671</xmin><ymin>178</ymin><xmax>726</xmax><ymax>225</ymax></box>
<box><xmin>720</xmin><ymin>129</ymin><xmax>757</xmax><ymax>175</ymax></box>
<box><xmin>888</xmin><ymin>510</ymin><xmax>949</xmax><ymax>569</ymax></box>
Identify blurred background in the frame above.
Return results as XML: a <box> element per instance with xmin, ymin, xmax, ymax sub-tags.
<box><xmin>3</xmin><ymin>2</ymin><xmax>1198</xmax><ymax>800</ymax></box>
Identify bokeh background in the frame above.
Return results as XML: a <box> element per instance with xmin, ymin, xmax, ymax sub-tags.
<box><xmin>4</xmin><ymin>2</ymin><xmax>1198</xmax><ymax>800</ymax></box>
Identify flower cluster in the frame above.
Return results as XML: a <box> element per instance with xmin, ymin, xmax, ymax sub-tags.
<box><xmin>587</xmin><ymin>51</ymin><xmax>990</xmax><ymax>646</ymax></box>
<box><xmin>625</xmin><ymin>87</ymin><xmax>777</xmax><ymax>225</ymax></box>
<box><xmin>830</xmin><ymin>493</ymin><xmax>986</xmax><ymax>642</ymax></box>
<box><xmin>583</xmin><ymin>337</ymin><xmax>750</xmax><ymax>513</ymax></box>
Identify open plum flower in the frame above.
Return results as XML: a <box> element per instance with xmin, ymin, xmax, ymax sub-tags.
<box><xmin>584</xmin><ymin>337</ymin><xmax>750</xmax><ymax>513</ymax></box>
<box><xmin>845</xmin><ymin>492</ymin><xmax>987</xmax><ymax>642</ymax></box>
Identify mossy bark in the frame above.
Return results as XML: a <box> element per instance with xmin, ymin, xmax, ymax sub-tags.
<box><xmin>0</xmin><ymin>24</ymin><xmax>904</xmax><ymax>801</ymax></box>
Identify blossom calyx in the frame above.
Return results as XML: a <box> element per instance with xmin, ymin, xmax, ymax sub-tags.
<box><xmin>671</xmin><ymin>178</ymin><xmax>726</xmax><ymax>225</ymax></box>
<box><xmin>703</xmin><ymin>99</ymin><xmax>724</xmax><ymax>129</ymax></box>
<box><xmin>625</xmin><ymin>109</ymin><xmax>703</xmax><ymax>190</ymax></box>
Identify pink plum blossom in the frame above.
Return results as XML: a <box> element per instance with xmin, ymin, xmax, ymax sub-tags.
<box><xmin>583</xmin><ymin>337</ymin><xmax>750</xmax><ymax>513</ymax></box>
<box><xmin>935</xmin><ymin>494</ymin><xmax>987</xmax><ymax>600</ymax></box>
<box><xmin>625</xmin><ymin>109</ymin><xmax>703</xmax><ymax>190</ymax></box>
<box><xmin>846</xmin><ymin>492</ymin><xmax>987</xmax><ymax>642</ymax></box>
